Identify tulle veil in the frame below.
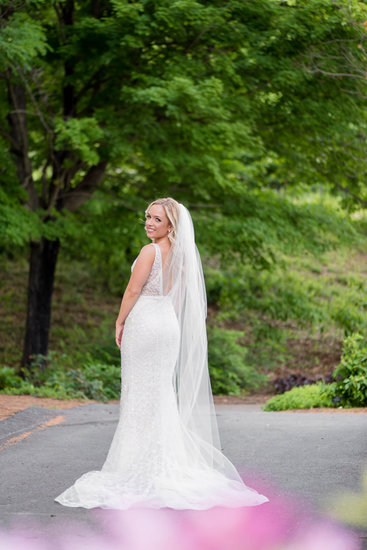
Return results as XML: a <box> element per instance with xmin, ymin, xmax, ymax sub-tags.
<box><xmin>163</xmin><ymin>203</ymin><xmax>247</xmax><ymax>484</ymax></box>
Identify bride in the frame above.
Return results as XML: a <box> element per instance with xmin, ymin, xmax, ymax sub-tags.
<box><xmin>55</xmin><ymin>197</ymin><xmax>268</xmax><ymax>510</ymax></box>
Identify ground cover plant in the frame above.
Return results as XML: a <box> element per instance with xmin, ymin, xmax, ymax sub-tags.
<box><xmin>0</xmin><ymin>357</ymin><xmax>120</xmax><ymax>401</ymax></box>
<box><xmin>263</xmin><ymin>382</ymin><xmax>335</xmax><ymax>412</ymax></box>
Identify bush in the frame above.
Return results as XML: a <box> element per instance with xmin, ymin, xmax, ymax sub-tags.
<box><xmin>0</xmin><ymin>366</ymin><xmax>22</xmax><ymax>390</ymax></box>
<box><xmin>71</xmin><ymin>361</ymin><xmax>121</xmax><ymax>400</ymax></box>
<box><xmin>208</xmin><ymin>326</ymin><xmax>266</xmax><ymax>395</ymax></box>
<box><xmin>1</xmin><ymin>353</ymin><xmax>121</xmax><ymax>401</ymax></box>
<box><xmin>332</xmin><ymin>333</ymin><xmax>367</xmax><ymax>407</ymax></box>
<box><xmin>263</xmin><ymin>382</ymin><xmax>335</xmax><ymax>411</ymax></box>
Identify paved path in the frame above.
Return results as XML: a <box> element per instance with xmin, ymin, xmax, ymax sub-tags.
<box><xmin>0</xmin><ymin>403</ymin><xmax>366</xmax><ymax>544</ymax></box>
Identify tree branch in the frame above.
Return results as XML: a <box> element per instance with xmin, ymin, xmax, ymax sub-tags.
<box><xmin>60</xmin><ymin>160</ymin><xmax>108</xmax><ymax>212</ymax></box>
<box><xmin>6</xmin><ymin>72</ymin><xmax>39</xmax><ymax>210</ymax></box>
<box><xmin>14</xmin><ymin>65</ymin><xmax>53</xmax><ymax>136</ymax></box>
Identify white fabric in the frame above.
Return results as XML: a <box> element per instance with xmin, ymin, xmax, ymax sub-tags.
<box><xmin>55</xmin><ymin>213</ymin><xmax>268</xmax><ymax>510</ymax></box>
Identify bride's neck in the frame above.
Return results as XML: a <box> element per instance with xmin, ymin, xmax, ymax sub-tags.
<box><xmin>153</xmin><ymin>236</ymin><xmax>170</xmax><ymax>248</ymax></box>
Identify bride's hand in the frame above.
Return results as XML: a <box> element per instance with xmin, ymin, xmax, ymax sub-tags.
<box><xmin>115</xmin><ymin>324</ymin><xmax>124</xmax><ymax>349</ymax></box>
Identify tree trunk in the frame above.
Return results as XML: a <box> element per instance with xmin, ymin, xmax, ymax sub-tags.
<box><xmin>22</xmin><ymin>236</ymin><xmax>60</xmax><ymax>368</ymax></box>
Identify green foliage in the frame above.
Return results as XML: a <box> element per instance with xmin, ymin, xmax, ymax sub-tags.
<box><xmin>332</xmin><ymin>334</ymin><xmax>367</xmax><ymax>407</ymax></box>
<box><xmin>209</xmin><ymin>263</ymin><xmax>325</xmax><ymax>326</ymax></box>
<box><xmin>54</xmin><ymin>117</ymin><xmax>104</xmax><ymax>166</ymax></box>
<box><xmin>264</xmin><ymin>330</ymin><xmax>367</xmax><ymax>409</ymax></box>
<box><xmin>1</xmin><ymin>384</ymin><xmax>76</xmax><ymax>400</ymax></box>
<box><xmin>263</xmin><ymin>382</ymin><xmax>335</xmax><ymax>411</ymax></box>
<box><xmin>0</xmin><ymin>366</ymin><xmax>22</xmax><ymax>390</ymax></box>
<box><xmin>1</xmin><ymin>0</ymin><xmax>367</xmax><ymax>238</ymax></box>
<box><xmin>204</xmin><ymin>198</ymin><xmax>367</xmax><ymax>364</ymax></box>
<box><xmin>5</xmin><ymin>353</ymin><xmax>122</xmax><ymax>401</ymax></box>
<box><xmin>198</xmin><ymin>190</ymin><xmax>359</xmax><ymax>270</ymax></box>
<box><xmin>1</xmin><ymin>329</ymin><xmax>266</xmax><ymax>399</ymax></box>
<box><xmin>0</xmin><ymin>10</ymin><xmax>48</xmax><ymax>70</ymax></box>
<box><xmin>207</xmin><ymin>326</ymin><xmax>266</xmax><ymax>395</ymax></box>
<box><xmin>2</xmin><ymin>0</ymin><xmax>367</xmax><ymax>367</ymax></box>
<box><xmin>3</xmin><ymin>200</ymin><xmax>367</xmax><ymax>396</ymax></box>
<box><xmin>0</xmin><ymin>188</ymin><xmax>41</xmax><ymax>252</ymax></box>
<box><xmin>204</xmin><ymin>230</ymin><xmax>367</xmax><ymax>380</ymax></box>
<box><xmin>59</xmin><ymin>185</ymin><xmax>363</xmax><ymax>305</ymax></box>
<box><xmin>55</xmin><ymin>198</ymin><xmax>145</xmax><ymax>295</ymax></box>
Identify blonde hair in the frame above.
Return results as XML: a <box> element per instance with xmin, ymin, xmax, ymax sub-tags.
<box><xmin>145</xmin><ymin>197</ymin><xmax>180</xmax><ymax>244</ymax></box>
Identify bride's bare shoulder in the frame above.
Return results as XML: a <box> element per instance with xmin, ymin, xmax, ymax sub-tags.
<box><xmin>140</xmin><ymin>243</ymin><xmax>155</xmax><ymax>255</ymax></box>
<box><xmin>131</xmin><ymin>244</ymin><xmax>155</xmax><ymax>275</ymax></box>
<box><xmin>136</xmin><ymin>243</ymin><xmax>155</xmax><ymax>263</ymax></box>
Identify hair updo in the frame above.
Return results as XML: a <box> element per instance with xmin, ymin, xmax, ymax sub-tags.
<box><xmin>145</xmin><ymin>197</ymin><xmax>180</xmax><ymax>244</ymax></box>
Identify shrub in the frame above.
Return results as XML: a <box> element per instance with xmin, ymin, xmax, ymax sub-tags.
<box><xmin>0</xmin><ymin>366</ymin><xmax>22</xmax><ymax>390</ymax></box>
<box><xmin>1</xmin><ymin>353</ymin><xmax>121</xmax><ymax>401</ymax></box>
<box><xmin>332</xmin><ymin>333</ymin><xmax>367</xmax><ymax>407</ymax></box>
<box><xmin>72</xmin><ymin>361</ymin><xmax>121</xmax><ymax>400</ymax></box>
<box><xmin>208</xmin><ymin>326</ymin><xmax>266</xmax><ymax>395</ymax></box>
<box><xmin>263</xmin><ymin>382</ymin><xmax>335</xmax><ymax>411</ymax></box>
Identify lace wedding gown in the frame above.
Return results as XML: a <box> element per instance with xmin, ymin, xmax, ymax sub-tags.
<box><xmin>55</xmin><ymin>243</ymin><xmax>268</xmax><ymax>509</ymax></box>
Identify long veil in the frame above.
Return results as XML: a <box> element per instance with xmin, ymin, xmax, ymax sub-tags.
<box><xmin>163</xmin><ymin>204</ymin><xmax>246</xmax><ymax>483</ymax></box>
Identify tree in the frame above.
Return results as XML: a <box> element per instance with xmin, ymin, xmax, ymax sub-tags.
<box><xmin>300</xmin><ymin>1</ymin><xmax>367</xmax><ymax>210</ymax></box>
<box><xmin>0</xmin><ymin>0</ymin><xmax>366</xmax><ymax>367</ymax></box>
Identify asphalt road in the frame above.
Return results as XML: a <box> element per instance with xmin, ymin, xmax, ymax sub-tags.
<box><xmin>0</xmin><ymin>403</ymin><xmax>366</xmax><ymax>545</ymax></box>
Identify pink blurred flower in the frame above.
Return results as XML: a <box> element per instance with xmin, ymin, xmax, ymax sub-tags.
<box><xmin>287</xmin><ymin>520</ymin><xmax>360</xmax><ymax>550</ymax></box>
<box><xmin>0</xmin><ymin>475</ymin><xmax>361</xmax><ymax>550</ymax></box>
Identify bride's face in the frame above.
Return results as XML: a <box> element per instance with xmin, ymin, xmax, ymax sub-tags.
<box><xmin>145</xmin><ymin>204</ymin><xmax>171</xmax><ymax>240</ymax></box>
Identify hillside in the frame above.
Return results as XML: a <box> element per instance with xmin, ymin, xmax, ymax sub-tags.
<box><xmin>1</xmin><ymin>239</ymin><xmax>367</xmax><ymax>399</ymax></box>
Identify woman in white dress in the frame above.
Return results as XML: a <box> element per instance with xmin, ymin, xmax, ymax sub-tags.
<box><xmin>55</xmin><ymin>197</ymin><xmax>268</xmax><ymax>510</ymax></box>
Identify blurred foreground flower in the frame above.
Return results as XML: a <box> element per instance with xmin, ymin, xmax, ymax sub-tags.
<box><xmin>0</xmin><ymin>476</ymin><xmax>361</xmax><ymax>550</ymax></box>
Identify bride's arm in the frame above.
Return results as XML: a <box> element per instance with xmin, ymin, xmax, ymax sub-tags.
<box><xmin>115</xmin><ymin>244</ymin><xmax>155</xmax><ymax>348</ymax></box>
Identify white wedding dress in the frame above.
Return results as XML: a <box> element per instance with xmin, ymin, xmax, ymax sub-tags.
<box><xmin>55</xmin><ymin>243</ymin><xmax>268</xmax><ymax>509</ymax></box>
